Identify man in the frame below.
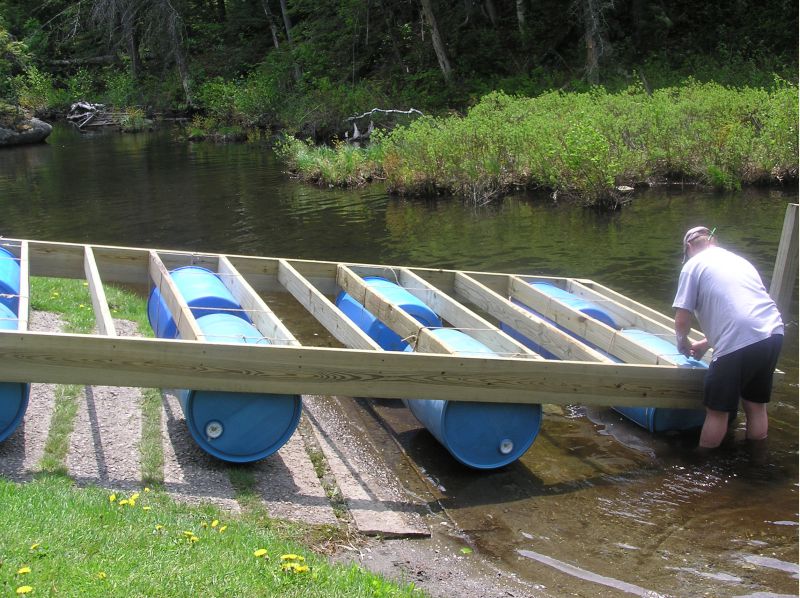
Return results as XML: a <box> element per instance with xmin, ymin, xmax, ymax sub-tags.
<box><xmin>673</xmin><ymin>226</ymin><xmax>784</xmax><ymax>449</ymax></box>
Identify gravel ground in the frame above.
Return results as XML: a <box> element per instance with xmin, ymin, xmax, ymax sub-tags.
<box><xmin>0</xmin><ymin>311</ymin><xmax>62</xmax><ymax>481</ymax></box>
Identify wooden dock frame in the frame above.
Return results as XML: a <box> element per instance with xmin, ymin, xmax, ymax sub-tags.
<box><xmin>0</xmin><ymin>238</ymin><xmax>717</xmax><ymax>410</ymax></box>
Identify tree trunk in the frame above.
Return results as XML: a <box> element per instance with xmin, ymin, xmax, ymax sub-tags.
<box><xmin>122</xmin><ymin>9</ymin><xmax>141</xmax><ymax>79</ymax></box>
<box><xmin>279</xmin><ymin>0</ymin><xmax>294</xmax><ymax>43</ymax></box>
<box><xmin>261</xmin><ymin>0</ymin><xmax>281</xmax><ymax>49</ymax></box>
<box><xmin>483</xmin><ymin>0</ymin><xmax>497</xmax><ymax>26</ymax></box>
<box><xmin>576</xmin><ymin>0</ymin><xmax>608</xmax><ymax>85</ymax></box>
<box><xmin>516</xmin><ymin>0</ymin><xmax>525</xmax><ymax>35</ymax></box>
<box><xmin>278</xmin><ymin>0</ymin><xmax>302</xmax><ymax>80</ymax></box>
<box><xmin>419</xmin><ymin>0</ymin><xmax>453</xmax><ymax>84</ymax></box>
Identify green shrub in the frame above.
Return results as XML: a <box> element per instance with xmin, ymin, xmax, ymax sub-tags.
<box><xmin>282</xmin><ymin>81</ymin><xmax>799</xmax><ymax>207</ymax></box>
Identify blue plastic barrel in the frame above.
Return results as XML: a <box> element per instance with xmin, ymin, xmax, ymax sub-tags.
<box><xmin>147</xmin><ymin>266</ymin><xmax>250</xmax><ymax>339</ymax></box>
<box><xmin>613</xmin><ymin>329</ymin><xmax>706</xmax><ymax>432</ymax></box>
<box><xmin>402</xmin><ymin>329</ymin><xmax>542</xmax><ymax>469</ymax></box>
<box><xmin>501</xmin><ymin>281</ymin><xmax>619</xmax><ymax>359</ymax></box>
<box><xmin>0</xmin><ymin>301</ymin><xmax>29</xmax><ymax>443</ymax></box>
<box><xmin>0</xmin><ymin>246</ymin><xmax>20</xmax><ymax>314</ymax></box>
<box><xmin>172</xmin><ymin>313</ymin><xmax>302</xmax><ymax>463</ymax></box>
<box><xmin>501</xmin><ymin>282</ymin><xmax>705</xmax><ymax>433</ymax></box>
<box><xmin>335</xmin><ymin>276</ymin><xmax>442</xmax><ymax>351</ymax></box>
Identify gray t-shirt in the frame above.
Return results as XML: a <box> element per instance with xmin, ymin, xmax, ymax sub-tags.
<box><xmin>673</xmin><ymin>246</ymin><xmax>784</xmax><ymax>359</ymax></box>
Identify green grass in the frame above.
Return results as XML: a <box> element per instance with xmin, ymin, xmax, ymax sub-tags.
<box><xmin>0</xmin><ymin>476</ymin><xmax>424</xmax><ymax>597</ymax></box>
<box><xmin>29</xmin><ymin>278</ymin><xmax>165</xmax><ymax>482</ymax></box>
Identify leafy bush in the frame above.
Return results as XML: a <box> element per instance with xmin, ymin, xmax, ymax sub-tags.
<box><xmin>103</xmin><ymin>70</ymin><xmax>139</xmax><ymax>108</ymax></box>
<box><xmin>280</xmin><ymin>81</ymin><xmax>799</xmax><ymax>207</ymax></box>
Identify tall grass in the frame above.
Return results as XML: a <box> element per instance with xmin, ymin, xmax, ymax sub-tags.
<box><xmin>279</xmin><ymin>80</ymin><xmax>798</xmax><ymax>208</ymax></box>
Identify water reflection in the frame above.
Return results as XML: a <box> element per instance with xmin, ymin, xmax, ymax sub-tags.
<box><xmin>0</xmin><ymin>124</ymin><xmax>796</xmax><ymax>597</ymax></box>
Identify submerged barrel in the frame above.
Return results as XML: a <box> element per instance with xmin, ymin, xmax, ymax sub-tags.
<box><xmin>0</xmin><ymin>297</ymin><xmax>30</xmax><ymax>443</ymax></box>
<box><xmin>336</xmin><ymin>280</ymin><xmax>540</xmax><ymax>469</ymax></box>
<box><xmin>502</xmin><ymin>281</ymin><xmax>705</xmax><ymax>433</ymax></box>
<box><xmin>335</xmin><ymin>276</ymin><xmax>443</xmax><ymax>350</ymax></box>
<box><xmin>0</xmin><ymin>246</ymin><xmax>20</xmax><ymax>314</ymax></box>
<box><xmin>613</xmin><ymin>329</ymin><xmax>706</xmax><ymax>432</ymax></box>
<box><xmin>402</xmin><ymin>329</ymin><xmax>542</xmax><ymax>469</ymax></box>
<box><xmin>147</xmin><ymin>266</ymin><xmax>250</xmax><ymax>339</ymax></box>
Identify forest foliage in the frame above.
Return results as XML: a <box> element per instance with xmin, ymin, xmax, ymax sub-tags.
<box><xmin>0</xmin><ymin>1</ymin><xmax>797</xmax><ymax>205</ymax></box>
<box><xmin>0</xmin><ymin>1</ymin><xmax>796</xmax><ymax>134</ymax></box>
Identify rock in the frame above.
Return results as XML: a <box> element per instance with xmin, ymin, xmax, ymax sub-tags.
<box><xmin>0</xmin><ymin>118</ymin><xmax>53</xmax><ymax>147</ymax></box>
<box><xmin>616</xmin><ymin>185</ymin><xmax>635</xmax><ymax>193</ymax></box>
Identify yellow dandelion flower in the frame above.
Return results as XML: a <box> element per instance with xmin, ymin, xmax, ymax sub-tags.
<box><xmin>96</xmin><ymin>572</ymin><xmax>107</xmax><ymax>580</ymax></box>
<box><xmin>118</xmin><ymin>499</ymin><xmax>129</xmax><ymax>506</ymax></box>
<box><xmin>78</xmin><ymin>304</ymin><xmax>85</xmax><ymax>309</ymax></box>
<box><xmin>182</xmin><ymin>531</ymin><xmax>195</xmax><ymax>537</ymax></box>
<box><xmin>280</xmin><ymin>554</ymin><xmax>305</xmax><ymax>562</ymax></box>
<box><xmin>16</xmin><ymin>587</ymin><xmax>33</xmax><ymax>595</ymax></box>
<box><xmin>130</xmin><ymin>492</ymin><xmax>140</xmax><ymax>501</ymax></box>
<box><xmin>109</xmin><ymin>494</ymin><xmax>116</xmax><ymax>503</ymax></box>
<box><xmin>155</xmin><ymin>524</ymin><xmax>164</xmax><ymax>531</ymax></box>
<box><xmin>211</xmin><ymin>519</ymin><xmax>219</xmax><ymax>528</ymax></box>
<box><xmin>189</xmin><ymin>536</ymin><xmax>199</xmax><ymax>543</ymax></box>
<box><xmin>144</xmin><ymin>487</ymin><xmax>151</xmax><ymax>493</ymax></box>
<box><xmin>142</xmin><ymin>506</ymin><xmax>152</xmax><ymax>511</ymax></box>
<box><xmin>281</xmin><ymin>562</ymin><xmax>309</xmax><ymax>573</ymax></box>
<box><xmin>82</xmin><ymin>282</ymin><xmax>89</xmax><ymax>286</ymax></box>
<box><xmin>29</xmin><ymin>544</ymin><xmax>40</xmax><ymax>551</ymax></box>
<box><xmin>218</xmin><ymin>525</ymin><xmax>227</xmax><ymax>533</ymax></box>
<box><xmin>253</xmin><ymin>549</ymin><xmax>268</xmax><ymax>558</ymax></box>
<box><xmin>17</xmin><ymin>567</ymin><xmax>31</xmax><ymax>575</ymax></box>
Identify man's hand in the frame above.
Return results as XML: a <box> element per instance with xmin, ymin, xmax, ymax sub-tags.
<box><xmin>688</xmin><ymin>338</ymin><xmax>709</xmax><ymax>360</ymax></box>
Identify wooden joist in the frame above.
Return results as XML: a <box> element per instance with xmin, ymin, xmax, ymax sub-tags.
<box><xmin>147</xmin><ymin>250</ymin><xmax>203</xmax><ymax>341</ymax></box>
<box><xmin>0</xmin><ymin>329</ymin><xmax>706</xmax><ymax>408</ymax></box>
<box><xmin>84</xmin><ymin>246</ymin><xmax>116</xmax><ymax>337</ymax></box>
<box><xmin>218</xmin><ymin>256</ymin><xmax>297</xmax><ymax>346</ymax></box>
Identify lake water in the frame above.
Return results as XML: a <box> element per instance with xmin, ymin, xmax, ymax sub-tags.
<box><xmin>1</xmin><ymin>123</ymin><xmax>797</xmax><ymax>596</ymax></box>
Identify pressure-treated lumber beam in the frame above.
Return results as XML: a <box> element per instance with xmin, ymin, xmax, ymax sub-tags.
<box><xmin>17</xmin><ymin>241</ymin><xmax>29</xmax><ymax>332</ymax></box>
<box><xmin>349</xmin><ymin>265</ymin><xmax>541</xmax><ymax>359</ymax></box>
<box><xmin>769</xmin><ymin>203</ymin><xmax>798</xmax><ymax>318</ymax></box>
<box><xmin>0</xmin><ymin>330</ymin><xmax>706</xmax><ymax>409</ymax></box>
<box><xmin>218</xmin><ymin>256</ymin><xmax>298</xmax><ymax>346</ymax></box>
<box><xmin>509</xmin><ymin>276</ymin><xmax>684</xmax><ymax>366</ymax></box>
<box><xmin>147</xmin><ymin>251</ymin><xmax>203</xmax><ymax>341</ymax></box>
<box><xmin>84</xmin><ymin>246</ymin><xmax>116</xmax><ymax>336</ymax></box>
<box><xmin>336</xmin><ymin>264</ymin><xmax>456</xmax><ymax>355</ymax></box>
<box><xmin>454</xmin><ymin>272</ymin><xmax>612</xmax><ymax>363</ymax></box>
<box><xmin>278</xmin><ymin>259</ymin><xmax>381</xmax><ymax>351</ymax></box>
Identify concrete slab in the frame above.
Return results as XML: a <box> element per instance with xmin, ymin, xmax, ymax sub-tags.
<box><xmin>304</xmin><ymin>394</ymin><xmax>430</xmax><ymax>538</ymax></box>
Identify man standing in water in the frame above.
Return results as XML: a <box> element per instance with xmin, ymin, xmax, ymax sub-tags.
<box><xmin>673</xmin><ymin>226</ymin><xmax>784</xmax><ymax>449</ymax></box>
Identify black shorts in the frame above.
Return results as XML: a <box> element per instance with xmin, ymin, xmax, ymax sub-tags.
<box><xmin>704</xmin><ymin>334</ymin><xmax>784</xmax><ymax>412</ymax></box>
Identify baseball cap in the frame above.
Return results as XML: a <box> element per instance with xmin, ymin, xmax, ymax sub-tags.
<box><xmin>682</xmin><ymin>226</ymin><xmax>712</xmax><ymax>263</ymax></box>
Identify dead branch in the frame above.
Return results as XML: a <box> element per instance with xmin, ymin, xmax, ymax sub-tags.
<box><xmin>346</xmin><ymin>108</ymin><xmax>424</xmax><ymax>121</ymax></box>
